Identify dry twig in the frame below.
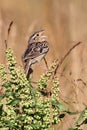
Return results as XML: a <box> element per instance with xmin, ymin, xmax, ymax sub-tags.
<box><xmin>5</xmin><ymin>21</ymin><xmax>13</xmax><ymax>49</ymax></box>
<box><xmin>44</xmin><ymin>57</ymin><xmax>49</xmax><ymax>70</ymax></box>
<box><xmin>53</xmin><ymin>42</ymin><xmax>82</xmax><ymax>77</ymax></box>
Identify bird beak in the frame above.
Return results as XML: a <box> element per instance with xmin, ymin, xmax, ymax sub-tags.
<box><xmin>40</xmin><ymin>30</ymin><xmax>47</xmax><ymax>40</ymax></box>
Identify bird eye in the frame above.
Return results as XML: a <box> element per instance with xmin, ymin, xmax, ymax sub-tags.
<box><xmin>36</xmin><ymin>33</ymin><xmax>39</xmax><ymax>36</ymax></box>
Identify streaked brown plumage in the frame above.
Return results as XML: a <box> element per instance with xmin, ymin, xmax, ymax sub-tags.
<box><xmin>22</xmin><ymin>30</ymin><xmax>49</xmax><ymax>77</ymax></box>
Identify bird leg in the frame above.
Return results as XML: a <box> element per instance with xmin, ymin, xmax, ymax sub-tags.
<box><xmin>43</xmin><ymin>57</ymin><xmax>49</xmax><ymax>70</ymax></box>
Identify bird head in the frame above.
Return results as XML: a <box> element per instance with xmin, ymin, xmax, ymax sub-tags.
<box><xmin>28</xmin><ymin>30</ymin><xmax>47</xmax><ymax>43</ymax></box>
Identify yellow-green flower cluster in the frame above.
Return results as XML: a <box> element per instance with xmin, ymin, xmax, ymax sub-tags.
<box><xmin>52</xmin><ymin>78</ymin><xmax>60</xmax><ymax>124</ymax></box>
<box><xmin>6</xmin><ymin>49</ymin><xmax>16</xmax><ymax>67</ymax></box>
<box><xmin>0</xmin><ymin>49</ymin><xmax>67</xmax><ymax>130</ymax></box>
<box><xmin>52</xmin><ymin>108</ymin><xmax>60</xmax><ymax>124</ymax></box>
<box><xmin>0</xmin><ymin>64</ymin><xmax>7</xmax><ymax>82</ymax></box>
<box><xmin>38</xmin><ymin>60</ymin><xmax>58</xmax><ymax>90</ymax></box>
<box><xmin>52</xmin><ymin>78</ymin><xmax>59</xmax><ymax>101</ymax></box>
<box><xmin>42</xmin><ymin>99</ymin><xmax>51</xmax><ymax>128</ymax></box>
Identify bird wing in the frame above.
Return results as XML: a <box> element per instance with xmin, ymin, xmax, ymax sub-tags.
<box><xmin>22</xmin><ymin>42</ymin><xmax>47</xmax><ymax>62</ymax></box>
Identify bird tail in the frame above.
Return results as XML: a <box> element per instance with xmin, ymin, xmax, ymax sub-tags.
<box><xmin>24</xmin><ymin>60</ymin><xmax>33</xmax><ymax>79</ymax></box>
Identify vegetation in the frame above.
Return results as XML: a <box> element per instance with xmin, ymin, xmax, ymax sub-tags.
<box><xmin>0</xmin><ymin>49</ymin><xmax>87</xmax><ymax>130</ymax></box>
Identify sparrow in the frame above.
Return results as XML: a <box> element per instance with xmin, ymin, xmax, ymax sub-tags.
<box><xmin>22</xmin><ymin>30</ymin><xmax>49</xmax><ymax>77</ymax></box>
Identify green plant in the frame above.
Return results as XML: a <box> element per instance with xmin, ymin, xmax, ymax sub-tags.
<box><xmin>0</xmin><ymin>49</ymin><xmax>67</xmax><ymax>130</ymax></box>
<box><xmin>68</xmin><ymin>108</ymin><xmax>87</xmax><ymax>130</ymax></box>
<box><xmin>0</xmin><ymin>49</ymin><xmax>87</xmax><ymax>130</ymax></box>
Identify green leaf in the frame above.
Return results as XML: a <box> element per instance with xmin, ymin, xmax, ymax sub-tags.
<box><xmin>52</xmin><ymin>100</ymin><xmax>67</xmax><ymax>112</ymax></box>
<box><xmin>76</xmin><ymin>108</ymin><xmax>87</xmax><ymax>125</ymax></box>
<box><xmin>7</xmin><ymin>122</ymin><xmax>16</xmax><ymax>129</ymax></box>
<box><xmin>57</xmin><ymin>102</ymin><xmax>67</xmax><ymax>111</ymax></box>
<box><xmin>76</xmin><ymin>118</ymin><xmax>87</xmax><ymax>127</ymax></box>
<box><xmin>8</xmin><ymin>99</ymin><xmax>21</xmax><ymax>106</ymax></box>
<box><xmin>2</xmin><ymin>82</ymin><xmax>11</xmax><ymax>88</ymax></box>
<box><xmin>0</xmin><ymin>95</ymin><xmax>3</xmax><ymax>101</ymax></box>
<box><xmin>5</xmin><ymin>91</ymin><xmax>12</xmax><ymax>97</ymax></box>
<box><xmin>31</xmin><ymin>88</ymin><xmax>37</xmax><ymax>95</ymax></box>
<box><xmin>16</xmin><ymin>116</ymin><xmax>26</xmax><ymax>121</ymax></box>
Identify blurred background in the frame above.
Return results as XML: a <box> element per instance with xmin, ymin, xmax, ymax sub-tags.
<box><xmin>0</xmin><ymin>0</ymin><xmax>87</xmax><ymax>129</ymax></box>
